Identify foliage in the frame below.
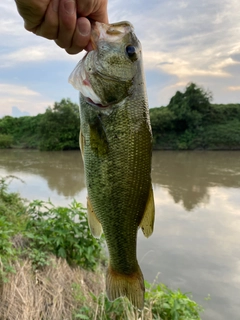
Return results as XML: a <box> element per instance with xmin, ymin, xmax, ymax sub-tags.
<box><xmin>0</xmin><ymin>134</ymin><xmax>13</xmax><ymax>148</ymax></box>
<box><xmin>150</xmin><ymin>107</ymin><xmax>176</xmax><ymax>133</ymax></box>
<box><xmin>38</xmin><ymin>98</ymin><xmax>80</xmax><ymax>151</ymax></box>
<box><xmin>23</xmin><ymin>199</ymin><xmax>104</xmax><ymax>270</ymax></box>
<box><xmin>151</xmin><ymin>82</ymin><xmax>240</xmax><ymax>150</ymax></box>
<box><xmin>0</xmin><ymin>216</ymin><xmax>17</xmax><ymax>283</ymax></box>
<box><xmin>144</xmin><ymin>281</ymin><xmax>203</xmax><ymax>320</ymax></box>
<box><xmin>0</xmin><ymin>176</ymin><xmax>27</xmax><ymax>283</ymax></box>
<box><xmin>0</xmin><ymin>176</ymin><xmax>27</xmax><ymax>232</ymax></box>
<box><xmin>0</xmin><ymin>176</ymin><xmax>103</xmax><ymax>280</ymax></box>
<box><xmin>0</xmin><ymin>98</ymin><xmax>80</xmax><ymax>150</ymax></box>
<box><xmin>201</xmin><ymin>120</ymin><xmax>240</xmax><ymax>149</ymax></box>
<box><xmin>167</xmin><ymin>83</ymin><xmax>212</xmax><ymax>131</ymax></box>
<box><xmin>72</xmin><ymin>280</ymin><xmax>203</xmax><ymax>320</ymax></box>
<box><xmin>1</xmin><ymin>84</ymin><xmax>240</xmax><ymax>150</ymax></box>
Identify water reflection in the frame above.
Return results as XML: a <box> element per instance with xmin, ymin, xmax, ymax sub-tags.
<box><xmin>0</xmin><ymin>149</ymin><xmax>85</xmax><ymax>197</ymax></box>
<box><xmin>1</xmin><ymin>150</ymin><xmax>240</xmax><ymax>211</ymax></box>
<box><xmin>152</xmin><ymin>151</ymin><xmax>240</xmax><ymax>211</ymax></box>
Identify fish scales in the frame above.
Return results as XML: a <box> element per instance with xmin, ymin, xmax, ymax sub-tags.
<box><xmin>81</xmin><ymin>97</ymin><xmax>151</xmax><ymax>272</ymax></box>
<box><xmin>69</xmin><ymin>21</ymin><xmax>155</xmax><ymax>309</ymax></box>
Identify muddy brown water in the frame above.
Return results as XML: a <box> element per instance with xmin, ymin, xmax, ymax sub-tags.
<box><xmin>0</xmin><ymin>149</ymin><xmax>239</xmax><ymax>320</ymax></box>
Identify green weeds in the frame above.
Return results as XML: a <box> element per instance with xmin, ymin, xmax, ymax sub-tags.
<box><xmin>72</xmin><ymin>280</ymin><xmax>203</xmax><ymax>320</ymax></box>
<box><xmin>0</xmin><ymin>134</ymin><xmax>13</xmax><ymax>148</ymax></box>
<box><xmin>23</xmin><ymin>199</ymin><xmax>104</xmax><ymax>270</ymax></box>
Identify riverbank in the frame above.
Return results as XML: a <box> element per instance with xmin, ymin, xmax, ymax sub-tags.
<box><xmin>1</xmin><ymin>84</ymin><xmax>240</xmax><ymax>151</ymax></box>
<box><xmin>0</xmin><ymin>176</ymin><xmax>203</xmax><ymax>319</ymax></box>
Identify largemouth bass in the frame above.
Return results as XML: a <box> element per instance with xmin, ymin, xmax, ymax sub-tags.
<box><xmin>69</xmin><ymin>21</ymin><xmax>155</xmax><ymax>309</ymax></box>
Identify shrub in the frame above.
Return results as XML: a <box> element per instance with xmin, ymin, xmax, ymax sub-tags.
<box><xmin>0</xmin><ymin>134</ymin><xmax>13</xmax><ymax>148</ymax></box>
<box><xmin>23</xmin><ymin>199</ymin><xmax>104</xmax><ymax>270</ymax></box>
<box><xmin>0</xmin><ymin>216</ymin><xmax>17</xmax><ymax>283</ymax></box>
<box><xmin>73</xmin><ymin>280</ymin><xmax>204</xmax><ymax>320</ymax></box>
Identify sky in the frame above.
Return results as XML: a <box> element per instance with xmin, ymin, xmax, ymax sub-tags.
<box><xmin>1</xmin><ymin>0</ymin><xmax>240</xmax><ymax>117</ymax></box>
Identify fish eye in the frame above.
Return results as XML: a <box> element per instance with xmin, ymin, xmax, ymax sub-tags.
<box><xmin>126</xmin><ymin>45</ymin><xmax>136</xmax><ymax>59</ymax></box>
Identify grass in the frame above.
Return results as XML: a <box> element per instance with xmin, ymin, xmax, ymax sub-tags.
<box><xmin>0</xmin><ymin>176</ymin><xmax>204</xmax><ymax>319</ymax></box>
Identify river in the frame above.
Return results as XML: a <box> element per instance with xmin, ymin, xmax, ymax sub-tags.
<box><xmin>0</xmin><ymin>149</ymin><xmax>239</xmax><ymax>320</ymax></box>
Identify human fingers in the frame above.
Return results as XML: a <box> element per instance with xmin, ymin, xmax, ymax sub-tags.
<box><xmin>55</xmin><ymin>0</ymin><xmax>77</xmax><ymax>49</ymax></box>
<box><xmin>15</xmin><ymin>0</ymin><xmax>50</xmax><ymax>32</ymax></box>
<box><xmin>34</xmin><ymin>0</ymin><xmax>59</xmax><ymax>39</ymax></box>
<box><xmin>76</xmin><ymin>0</ymin><xmax>108</xmax><ymax>24</ymax></box>
<box><xmin>65</xmin><ymin>17</ymin><xmax>91</xmax><ymax>54</ymax></box>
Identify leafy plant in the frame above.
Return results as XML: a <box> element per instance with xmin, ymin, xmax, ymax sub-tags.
<box><xmin>0</xmin><ymin>134</ymin><xmax>13</xmax><ymax>148</ymax></box>
<box><xmin>23</xmin><ymin>199</ymin><xmax>104</xmax><ymax>270</ymax></box>
<box><xmin>0</xmin><ymin>216</ymin><xmax>17</xmax><ymax>283</ymax></box>
<box><xmin>72</xmin><ymin>280</ymin><xmax>204</xmax><ymax>320</ymax></box>
<box><xmin>0</xmin><ymin>176</ymin><xmax>27</xmax><ymax>232</ymax></box>
<box><xmin>145</xmin><ymin>281</ymin><xmax>203</xmax><ymax>319</ymax></box>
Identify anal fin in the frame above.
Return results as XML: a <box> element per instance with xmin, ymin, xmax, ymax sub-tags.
<box><xmin>87</xmin><ymin>197</ymin><xmax>102</xmax><ymax>238</ymax></box>
<box><xmin>139</xmin><ymin>185</ymin><xmax>155</xmax><ymax>238</ymax></box>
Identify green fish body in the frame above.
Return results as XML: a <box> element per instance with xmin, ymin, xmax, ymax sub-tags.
<box><xmin>69</xmin><ymin>21</ymin><xmax>155</xmax><ymax>309</ymax></box>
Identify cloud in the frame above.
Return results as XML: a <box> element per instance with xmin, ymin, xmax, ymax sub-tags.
<box><xmin>0</xmin><ymin>83</ymin><xmax>53</xmax><ymax>117</ymax></box>
<box><xmin>1</xmin><ymin>0</ymin><xmax>240</xmax><ymax>111</ymax></box>
<box><xmin>0</xmin><ymin>84</ymin><xmax>39</xmax><ymax>97</ymax></box>
<box><xmin>106</xmin><ymin>0</ymin><xmax>240</xmax><ymax>105</ymax></box>
<box><xmin>0</xmin><ymin>1</ymin><xmax>83</xmax><ymax>67</ymax></box>
<box><xmin>228</xmin><ymin>86</ymin><xmax>240</xmax><ymax>91</ymax></box>
<box><xmin>12</xmin><ymin>106</ymin><xmax>30</xmax><ymax>117</ymax></box>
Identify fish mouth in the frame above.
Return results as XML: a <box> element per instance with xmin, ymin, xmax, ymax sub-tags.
<box><xmin>90</xmin><ymin>21</ymin><xmax>133</xmax><ymax>49</ymax></box>
<box><xmin>86</xmin><ymin>97</ymin><xmax>109</xmax><ymax>109</ymax></box>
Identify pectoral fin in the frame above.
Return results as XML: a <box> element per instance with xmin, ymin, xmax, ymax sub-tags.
<box><xmin>139</xmin><ymin>185</ymin><xmax>155</xmax><ymax>238</ymax></box>
<box><xmin>87</xmin><ymin>197</ymin><xmax>103</xmax><ymax>238</ymax></box>
<box><xmin>89</xmin><ymin>115</ymin><xmax>108</xmax><ymax>156</ymax></box>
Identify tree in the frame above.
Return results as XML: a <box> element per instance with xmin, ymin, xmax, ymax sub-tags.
<box><xmin>168</xmin><ymin>83</ymin><xmax>212</xmax><ymax>131</ymax></box>
<box><xmin>39</xmin><ymin>98</ymin><xmax>80</xmax><ymax>151</ymax></box>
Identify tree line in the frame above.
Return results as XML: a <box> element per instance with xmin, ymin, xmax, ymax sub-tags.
<box><xmin>1</xmin><ymin>83</ymin><xmax>240</xmax><ymax>150</ymax></box>
<box><xmin>151</xmin><ymin>83</ymin><xmax>240</xmax><ymax>149</ymax></box>
<box><xmin>0</xmin><ymin>98</ymin><xmax>80</xmax><ymax>151</ymax></box>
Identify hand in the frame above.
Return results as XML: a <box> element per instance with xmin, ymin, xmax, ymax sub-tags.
<box><xmin>15</xmin><ymin>0</ymin><xmax>108</xmax><ymax>54</ymax></box>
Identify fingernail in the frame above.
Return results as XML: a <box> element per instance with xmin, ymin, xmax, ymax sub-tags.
<box><xmin>78</xmin><ymin>20</ymin><xmax>90</xmax><ymax>36</ymax></box>
<box><xmin>64</xmin><ymin>0</ymin><xmax>76</xmax><ymax>15</ymax></box>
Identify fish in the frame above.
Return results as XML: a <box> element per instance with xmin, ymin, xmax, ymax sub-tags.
<box><xmin>68</xmin><ymin>21</ymin><xmax>155</xmax><ymax>310</ymax></box>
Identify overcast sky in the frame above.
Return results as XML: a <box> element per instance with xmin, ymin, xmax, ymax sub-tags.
<box><xmin>1</xmin><ymin>0</ymin><xmax>240</xmax><ymax>117</ymax></box>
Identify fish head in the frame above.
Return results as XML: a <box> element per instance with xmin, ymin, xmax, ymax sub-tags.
<box><xmin>69</xmin><ymin>21</ymin><xmax>142</xmax><ymax>108</ymax></box>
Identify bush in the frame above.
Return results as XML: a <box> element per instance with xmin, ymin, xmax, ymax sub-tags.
<box><xmin>0</xmin><ymin>176</ymin><xmax>27</xmax><ymax>232</ymax></box>
<box><xmin>38</xmin><ymin>98</ymin><xmax>80</xmax><ymax>151</ymax></box>
<box><xmin>0</xmin><ymin>134</ymin><xmax>13</xmax><ymax>148</ymax></box>
<box><xmin>0</xmin><ymin>216</ymin><xmax>17</xmax><ymax>283</ymax></box>
<box><xmin>0</xmin><ymin>176</ymin><xmax>27</xmax><ymax>282</ymax></box>
<box><xmin>23</xmin><ymin>199</ymin><xmax>104</xmax><ymax>270</ymax></box>
<box><xmin>150</xmin><ymin>107</ymin><xmax>176</xmax><ymax>133</ymax></box>
<box><xmin>202</xmin><ymin>120</ymin><xmax>240</xmax><ymax>149</ymax></box>
<box><xmin>73</xmin><ymin>280</ymin><xmax>204</xmax><ymax>320</ymax></box>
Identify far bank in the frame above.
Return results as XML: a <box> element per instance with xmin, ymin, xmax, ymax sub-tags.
<box><xmin>1</xmin><ymin>84</ymin><xmax>240</xmax><ymax>151</ymax></box>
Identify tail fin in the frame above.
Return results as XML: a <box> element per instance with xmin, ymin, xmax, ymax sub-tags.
<box><xmin>106</xmin><ymin>264</ymin><xmax>145</xmax><ymax>310</ymax></box>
